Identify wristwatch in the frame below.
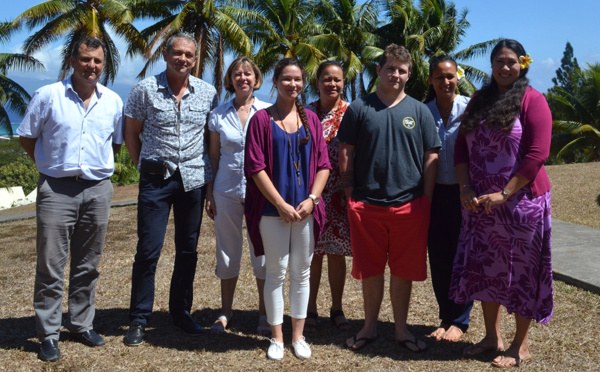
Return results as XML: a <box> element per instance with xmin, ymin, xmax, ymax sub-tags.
<box><xmin>308</xmin><ymin>194</ymin><xmax>320</xmax><ymax>205</ymax></box>
<box><xmin>501</xmin><ymin>188</ymin><xmax>510</xmax><ymax>198</ymax></box>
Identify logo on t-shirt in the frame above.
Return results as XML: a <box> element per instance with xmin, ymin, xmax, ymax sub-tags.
<box><xmin>403</xmin><ymin>117</ymin><xmax>416</xmax><ymax>129</ymax></box>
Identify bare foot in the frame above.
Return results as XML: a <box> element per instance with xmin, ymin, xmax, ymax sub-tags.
<box><xmin>463</xmin><ymin>337</ymin><xmax>504</xmax><ymax>358</ymax></box>
<box><xmin>441</xmin><ymin>325</ymin><xmax>464</xmax><ymax>342</ymax></box>
<box><xmin>492</xmin><ymin>345</ymin><xmax>530</xmax><ymax>368</ymax></box>
<box><xmin>428</xmin><ymin>323</ymin><xmax>449</xmax><ymax>340</ymax></box>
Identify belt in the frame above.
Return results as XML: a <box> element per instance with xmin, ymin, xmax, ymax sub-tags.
<box><xmin>60</xmin><ymin>175</ymin><xmax>108</xmax><ymax>182</ymax></box>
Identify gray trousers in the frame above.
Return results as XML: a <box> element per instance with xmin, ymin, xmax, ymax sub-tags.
<box><xmin>34</xmin><ymin>174</ymin><xmax>113</xmax><ymax>341</ymax></box>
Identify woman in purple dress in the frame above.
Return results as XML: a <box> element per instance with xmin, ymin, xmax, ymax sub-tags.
<box><xmin>449</xmin><ymin>39</ymin><xmax>553</xmax><ymax>368</ymax></box>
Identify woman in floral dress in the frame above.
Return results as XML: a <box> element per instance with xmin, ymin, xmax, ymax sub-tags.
<box><xmin>450</xmin><ymin>39</ymin><xmax>553</xmax><ymax>368</ymax></box>
<box><xmin>304</xmin><ymin>61</ymin><xmax>352</xmax><ymax>333</ymax></box>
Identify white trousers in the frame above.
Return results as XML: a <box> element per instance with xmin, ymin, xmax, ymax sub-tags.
<box><xmin>214</xmin><ymin>193</ymin><xmax>266</xmax><ymax>279</ymax></box>
<box><xmin>259</xmin><ymin>216</ymin><xmax>314</xmax><ymax>325</ymax></box>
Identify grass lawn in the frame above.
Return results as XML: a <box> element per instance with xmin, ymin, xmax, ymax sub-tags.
<box><xmin>0</xmin><ymin>162</ymin><xmax>598</xmax><ymax>371</ymax></box>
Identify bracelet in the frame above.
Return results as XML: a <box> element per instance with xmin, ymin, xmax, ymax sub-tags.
<box><xmin>461</xmin><ymin>184</ymin><xmax>471</xmax><ymax>189</ymax></box>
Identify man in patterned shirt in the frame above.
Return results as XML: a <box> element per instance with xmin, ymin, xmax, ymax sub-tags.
<box><xmin>123</xmin><ymin>32</ymin><xmax>218</xmax><ymax>346</ymax></box>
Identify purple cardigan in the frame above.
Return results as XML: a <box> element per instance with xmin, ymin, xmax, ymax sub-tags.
<box><xmin>244</xmin><ymin>109</ymin><xmax>332</xmax><ymax>256</ymax></box>
<box><xmin>455</xmin><ymin>87</ymin><xmax>552</xmax><ymax>197</ymax></box>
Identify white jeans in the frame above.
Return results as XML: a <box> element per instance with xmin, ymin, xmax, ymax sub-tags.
<box><xmin>214</xmin><ymin>193</ymin><xmax>266</xmax><ymax>280</ymax></box>
<box><xmin>259</xmin><ymin>216</ymin><xmax>314</xmax><ymax>325</ymax></box>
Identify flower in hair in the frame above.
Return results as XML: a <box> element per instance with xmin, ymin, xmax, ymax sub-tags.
<box><xmin>457</xmin><ymin>66</ymin><xmax>465</xmax><ymax>80</ymax></box>
<box><xmin>519</xmin><ymin>54</ymin><xmax>533</xmax><ymax>69</ymax></box>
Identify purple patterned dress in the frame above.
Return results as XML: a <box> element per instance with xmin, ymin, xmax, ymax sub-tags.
<box><xmin>449</xmin><ymin>117</ymin><xmax>553</xmax><ymax>324</ymax></box>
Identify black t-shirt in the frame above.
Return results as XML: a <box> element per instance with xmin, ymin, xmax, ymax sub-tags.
<box><xmin>337</xmin><ymin>93</ymin><xmax>440</xmax><ymax>206</ymax></box>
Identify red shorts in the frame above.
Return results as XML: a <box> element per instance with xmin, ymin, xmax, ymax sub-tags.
<box><xmin>347</xmin><ymin>195</ymin><xmax>430</xmax><ymax>281</ymax></box>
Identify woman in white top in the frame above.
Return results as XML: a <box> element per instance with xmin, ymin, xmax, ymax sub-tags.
<box><xmin>206</xmin><ymin>56</ymin><xmax>271</xmax><ymax>335</ymax></box>
<box><xmin>424</xmin><ymin>54</ymin><xmax>473</xmax><ymax>343</ymax></box>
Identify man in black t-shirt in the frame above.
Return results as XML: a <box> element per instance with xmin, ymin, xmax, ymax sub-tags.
<box><xmin>338</xmin><ymin>44</ymin><xmax>440</xmax><ymax>353</ymax></box>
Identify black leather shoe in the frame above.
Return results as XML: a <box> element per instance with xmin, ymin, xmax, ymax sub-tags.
<box><xmin>124</xmin><ymin>322</ymin><xmax>145</xmax><ymax>346</ymax></box>
<box><xmin>38</xmin><ymin>339</ymin><xmax>60</xmax><ymax>362</ymax></box>
<box><xmin>72</xmin><ymin>329</ymin><xmax>106</xmax><ymax>347</ymax></box>
<box><xmin>173</xmin><ymin>315</ymin><xmax>203</xmax><ymax>335</ymax></box>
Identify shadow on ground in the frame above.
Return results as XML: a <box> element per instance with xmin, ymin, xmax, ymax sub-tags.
<box><xmin>0</xmin><ymin>307</ymin><xmax>470</xmax><ymax>362</ymax></box>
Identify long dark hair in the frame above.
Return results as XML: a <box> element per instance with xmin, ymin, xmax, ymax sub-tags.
<box><xmin>461</xmin><ymin>39</ymin><xmax>529</xmax><ymax>133</ymax></box>
<box><xmin>273</xmin><ymin>58</ymin><xmax>310</xmax><ymax>145</ymax></box>
<box><xmin>424</xmin><ymin>54</ymin><xmax>458</xmax><ymax>103</ymax></box>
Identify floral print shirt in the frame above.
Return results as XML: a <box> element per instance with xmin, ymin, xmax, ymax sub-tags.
<box><xmin>125</xmin><ymin>71</ymin><xmax>218</xmax><ymax>191</ymax></box>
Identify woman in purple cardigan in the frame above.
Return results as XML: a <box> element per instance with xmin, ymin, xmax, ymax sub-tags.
<box><xmin>449</xmin><ymin>39</ymin><xmax>553</xmax><ymax>368</ymax></box>
<box><xmin>244</xmin><ymin>58</ymin><xmax>330</xmax><ymax>361</ymax></box>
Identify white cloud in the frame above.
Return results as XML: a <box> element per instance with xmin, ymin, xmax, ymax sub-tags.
<box><xmin>541</xmin><ymin>57</ymin><xmax>554</xmax><ymax>68</ymax></box>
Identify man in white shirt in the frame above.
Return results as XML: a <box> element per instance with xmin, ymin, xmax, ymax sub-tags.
<box><xmin>18</xmin><ymin>37</ymin><xmax>123</xmax><ymax>362</ymax></box>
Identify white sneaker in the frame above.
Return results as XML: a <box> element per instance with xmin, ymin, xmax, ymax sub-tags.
<box><xmin>267</xmin><ymin>338</ymin><xmax>284</xmax><ymax>361</ymax></box>
<box><xmin>292</xmin><ymin>336</ymin><xmax>311</xmax><ymax>359</ymax></box>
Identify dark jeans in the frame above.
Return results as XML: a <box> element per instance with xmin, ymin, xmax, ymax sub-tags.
<box><xmin>427</xmin><ymin>183</ymin><xmax>473</xmax><ymax>332</ymax></box>
<box><xmin>129</xmin><ymin>171</ymin><xmax>205</xmax><ymax>325</ymax></box>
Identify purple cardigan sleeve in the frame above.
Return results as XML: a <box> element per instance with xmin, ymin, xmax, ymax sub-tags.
<box><xmin>516</xmin><ymin>87</ymin><xmax>552</xmax><ymax>182</ymax></box>
<box><xmin>245</xmin><ymin>110</ymin><xmax>269</xmax><ymax>179</ymax></box>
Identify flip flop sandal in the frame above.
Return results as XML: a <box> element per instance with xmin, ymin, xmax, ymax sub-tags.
<box><xmin>491</xmin><ymin>354</ymin><xmax>531</xmax><ymax>368</ymax></box>
<box><xmin>346</xmin><ymin>334</ymin><xmax>378</xmax><ymax>351</ymax></box>
<box><xmin>397</xmin><ymin>338</ymin><xmax>427</xmax><ymax>353</ymax></box>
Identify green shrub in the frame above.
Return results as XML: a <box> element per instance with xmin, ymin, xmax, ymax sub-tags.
<box><xmin>0</xmin><ymin>160</ymin><xmax>38</xmax><ymax>195</ymax></box>
<box><xmin>111</xmin><ymin>146</ymin><xmax>139</xmax><ymax>185</ymax></box>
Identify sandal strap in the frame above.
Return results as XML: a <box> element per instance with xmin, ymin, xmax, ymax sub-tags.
<box><xmin>330</xmin><ymin>309</ymin><xmax>345</xmax><ymax>319</ymax></box>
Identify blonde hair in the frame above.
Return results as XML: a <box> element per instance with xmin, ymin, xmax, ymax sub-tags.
<box><xmin>224</xmin><ymin>56</ymin><xmax>263</xmax><ymax>93</ymax></box>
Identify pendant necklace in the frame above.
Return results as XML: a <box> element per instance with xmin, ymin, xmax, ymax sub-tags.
<box><xmin>275</xmin><ymin>105</ymin><xmax>302</xmax><ymax>187</ymax></box>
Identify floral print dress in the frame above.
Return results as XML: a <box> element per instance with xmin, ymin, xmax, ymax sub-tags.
<box><xmin>449</xmin><ymin>117</ymin><xmax>553</xmax><ymax>324</ymax></box>
<box><xmin>306</xmin><ymin>100</ymin><xmax>352</xmax><ymax>257</ymax></box>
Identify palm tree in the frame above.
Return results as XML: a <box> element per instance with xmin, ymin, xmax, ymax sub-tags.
<box><xmin>245</xmin><ymin>0</ymin><xmax>325</xmax><ymax>78</ymax></box>
<box><xmin>9</xmin><ymin>0</ymin><xmax>142</xmax><ymax>86</ymax></box>
<box><xmin>0</xmin><ymin>23</ymin><xmax>45</xmax><ymax>136</ymax></box>
<box><xmin>312</xmin><ymin>0</ymin><xmax>381</xmax><ymax>100</ymax></box>
<box><xmin>375</xmin><ymin>0</ymin><xmax>497</xmax><ymax>100</ymax></box>
<box><xmin>548</xmin><ymin>63</ymin><xmax>600</xmax><ymax>163</ymax></box>
<box><xmin>130</xmin><ymin>0</ymin><xmax>255</xmax><ymax>96</ymax></box>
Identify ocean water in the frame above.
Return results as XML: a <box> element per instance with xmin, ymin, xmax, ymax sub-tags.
<box><xmin>0</xmin><ymin>123</ymin><xmax>20</xmax><ymax>136</ymax></box>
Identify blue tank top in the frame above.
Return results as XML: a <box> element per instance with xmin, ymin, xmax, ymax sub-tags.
<box><xmin>262</xmin><ymin>120</ymin><xmax>311</xmax><ymax>216</ymax></box>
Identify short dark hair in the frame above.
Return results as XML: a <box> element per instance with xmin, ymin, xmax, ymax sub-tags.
<box><xmin>224</xmin><ymin>56</ymin><xmax>263</xmax><ymax>93</ymax></box>
<box><xmin>165</xmin><ymin>32</ymin><xmax>198</xmax><ymax>56</ymax></box>
<box><xmin>71</xmin><ymin>37</ymin><xmax>106</xmax><ymax>59</ymax></box>
<box><xmin>379</xmin><ymin>44</ymin><xmax>412</xmax><ymax>70</ymax></box>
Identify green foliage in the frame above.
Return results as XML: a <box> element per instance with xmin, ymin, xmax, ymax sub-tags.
<box><xmin>552</xmin><ymin>41</ymin><xmax>580</xmax><ymax>95</ymax></box>
<box><xmin>368</xmin><ymin>0</ymin><xmax>497</xmax><ymax>100</ymax></box>
<box><xmin>0</xmin><ymin>157</ymin><xmax>38</xmax><ymax>195</ymax></box>
<box><xmin>111</xmin><ymin>146</ymin><xmax>139</xmax><ymax>185</ymax></box>
<box><xmin>547</xmin><ymin>62</ymin><xmax>600</xmax><ymax>163</ymax></box>
<box><xmin>0</xmin><ymin>22</ymin><xmax>45</xmax><ymax>135</ymax></box>
<box><xmin>0</xmin><ymin>137</ymin><xmax>28</xmax><ymax>167</ymax></box>
<box><xmin>8</xmin><ymin>0</ymin><xmax>143</xmax><ymax>86</ymax></box>
<box><xmin>129</xmin><ymin>0</ymin><xmax>254</xmax><ymax>97</ymax></box>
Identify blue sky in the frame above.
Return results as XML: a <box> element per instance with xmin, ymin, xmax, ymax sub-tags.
<box><xmin>3</xmin><ymin>0</ymin><xmax>600</xmax><ymax>122</ymax></box>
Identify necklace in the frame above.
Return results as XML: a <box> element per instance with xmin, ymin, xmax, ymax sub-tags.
<box><xmin>275</xmin><ymin>104</ymin><xmax>302</xmax><ymax>187</ymax></box>
<box><xmin>234</xmin><ymin>97</ymin><xmax>254</xmax><ymax>113</ymax></box>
